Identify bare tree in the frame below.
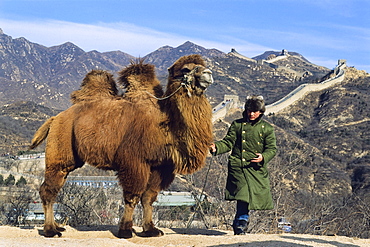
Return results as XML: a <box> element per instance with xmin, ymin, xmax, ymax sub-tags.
<box><xmin>2</xmin><ymin>186</ymin><xmax>34</xmax><ymax>225</ymax></box>
<box><xmin>56</xmin><ymin>183</ymin><xmax>123</xmax><ymax>227</ymax></box>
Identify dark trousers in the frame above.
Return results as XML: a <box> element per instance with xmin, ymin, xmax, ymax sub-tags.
<box><xmin>234</xmin><ymin>200</ymin><xmax>250</xmax><ymax>222</ymax></box>
<box><xmin>232</xmin><ymin>200</ymin><xmax>250</xmax><ymax>234</ymax></box>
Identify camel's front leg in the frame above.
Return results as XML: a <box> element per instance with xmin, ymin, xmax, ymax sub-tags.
<box><xmin>141</xmin><ymin>188</ymin><xmax>163</xmax><ymax>237</ymax></box>
<box><xmin>118</xmin><ymin>192</ymin><xmax>140</xmax><ymax>238</ymax></box>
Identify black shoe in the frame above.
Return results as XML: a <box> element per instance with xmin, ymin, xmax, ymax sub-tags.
<box><xmin>233</xmin><ymin>219</ymin><xmax>248</xmax><ymax>235</ymax></box>
<box><xmin>234</xmin><ymin>227</ymin><xmax>246</xmax><ymax>235</ymax></box>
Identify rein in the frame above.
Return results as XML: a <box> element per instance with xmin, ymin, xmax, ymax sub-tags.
<box><xmin>186</xmin><ymin>154</ymin><xmax>213</xmax><ymax>229</ymax></box>
<box><xmin>145</xmin><ymin>82</ymin><xmax>186</xmax><ymax>100</ymax></box>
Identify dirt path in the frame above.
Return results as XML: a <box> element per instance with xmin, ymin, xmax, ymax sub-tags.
<box><xmin>0</xmin><ymin>225</ymin><xmax>369</xmax><ymax>247</ymax></box>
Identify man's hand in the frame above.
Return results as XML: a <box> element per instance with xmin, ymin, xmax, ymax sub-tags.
<box><xmin>209</xmin><ymin>143</ymin><xmax>216</xmax><ymax>153</ymax></box>
<box><xmin>251</xmin><ymin>153</ymin><xmax>263</xmax><ymax>163</ymax></box>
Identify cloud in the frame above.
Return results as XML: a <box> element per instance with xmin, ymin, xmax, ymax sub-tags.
<box><xmin>0</xmin><ymin>18</ymin><xmax>273</xmax><ymax>58</ymax></box>
<box><xmin>0</xmin><ymin>18</ymin><xmax>190</xmax><ymax>56</ymax></box>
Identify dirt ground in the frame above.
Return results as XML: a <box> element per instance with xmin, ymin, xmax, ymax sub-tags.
<box><xmin>0</xmin><ymin>225</ymin><xmax>369</xmax><ymax>247</ymax></box>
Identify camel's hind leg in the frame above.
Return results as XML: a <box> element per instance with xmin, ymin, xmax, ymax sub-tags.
<box><xmin>40</xmin><ymin>167</ymin><xmax>73</xmax><ymax>237</ymax></box>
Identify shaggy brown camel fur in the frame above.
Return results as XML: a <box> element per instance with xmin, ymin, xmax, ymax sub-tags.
<box><xmin>30</xmin><ymin>54</ymin><xmax>214</xmax><ymax>239</ymax></box>
<box><xmin>70</xmin><ymin>69</ymin><xmax>119</xmax><ymax>104</ymax></box>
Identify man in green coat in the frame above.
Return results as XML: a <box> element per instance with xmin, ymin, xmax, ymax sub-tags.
<box><xmin>210</xmin><ymin>95</ymin><xmax>277</xmax><ymax>235</ymax></box>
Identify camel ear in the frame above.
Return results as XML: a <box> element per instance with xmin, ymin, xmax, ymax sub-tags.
<box><xmin>167</xmin><ymin>65</ymin><xmax>174</xmax><ymax>77</ymax></box>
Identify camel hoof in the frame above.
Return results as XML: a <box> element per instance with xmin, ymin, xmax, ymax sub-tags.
<box><xmin>43</xmin><ymin>223</ymin><xmax>65</xmax><ymax>237</ymax></box>
<box><xmin>56</xmin><ymin>226</ymin><xmax>66</xmax><ymax>232</ymax></box>
<box><xmin>118</xmin><ymin>228</ymin><xmax>136</xmax><ymax>239</ymax></box>
<box><xmin>142</xmin><ymin>228</ymin><xmax>164</xmax><ymax>237</ymax></box>
<box><xmin>43</xmin><ymin>229</ymin><xmax>63</xmax><ymax>238</ymax></box>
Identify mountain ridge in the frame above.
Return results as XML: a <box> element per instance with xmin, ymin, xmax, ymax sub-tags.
<box><xmin>0</xmin><ymin>30</ymin><xmax>330</xmax><ymax>108</ymax></box>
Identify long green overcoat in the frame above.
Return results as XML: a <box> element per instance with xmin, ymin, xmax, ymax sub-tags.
<box><xmin>214</xmin><ymin>117</ymin><xmax>277</xmax><ymax>210</ymax></box>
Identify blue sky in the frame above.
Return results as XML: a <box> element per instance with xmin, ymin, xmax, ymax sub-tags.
<box><xmin>0</xmin><ymin>0</ymin><xmax>369</xmax><ymax>71</ymax></box>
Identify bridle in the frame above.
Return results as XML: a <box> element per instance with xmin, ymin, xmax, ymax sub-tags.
<box><xmin>145</xmin><ymin>66</ymin><xmax>200</xmax><ymax>100</ymax></box>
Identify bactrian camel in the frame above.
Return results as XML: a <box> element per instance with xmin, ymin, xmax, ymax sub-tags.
<box><xmin>30</xmin><ymin>54</ymin><xmax>214</xmax><ymax>238</ymax></box>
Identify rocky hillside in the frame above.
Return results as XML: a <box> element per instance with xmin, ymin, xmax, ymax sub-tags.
<box><xmin>0</xmin><ymin>101</ymin><xmax>61</xmax><ymax>153</ymax></box>
<box><xmin>268</xmin><ymin>67</ymin><xmax>370</xmax><ymax>197</ymax></box>
<box><xmin>197</xmin><ymin>108</ymin><xmax>352</xmax><ymax>198</ymax></box>
<box><xmin>206</xmin><ymin>52</ymin><xmax>330</xmax><ymax>106</ymax></box>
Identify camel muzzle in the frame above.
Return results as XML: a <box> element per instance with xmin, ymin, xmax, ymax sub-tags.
<box><xmin>198</xmin><ymin>69</ymin><xmax>213</xmax><ymax>90</ymax></box>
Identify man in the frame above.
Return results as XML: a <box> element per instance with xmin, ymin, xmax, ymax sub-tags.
<box><xmin>210</xmin><ymin>95</ymin><xmax>277</xmax><ymax>235</ymax></box>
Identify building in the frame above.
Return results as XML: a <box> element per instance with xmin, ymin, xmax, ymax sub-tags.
<box><xmin>67</xmin><ymin>176</ymin><xmax>118</xmax><ymax>188</ymax></box>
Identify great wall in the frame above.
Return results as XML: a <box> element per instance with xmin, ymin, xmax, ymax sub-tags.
<box><xmin>212</xmin><ymin>51</ymin><xmax>347</xmax><ymax>122</ymax></box>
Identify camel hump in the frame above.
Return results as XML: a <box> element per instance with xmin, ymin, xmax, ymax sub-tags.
<box><xmin>70</xmin><ymin>70</ymin><xmax>118</xmax><ymax>104</ymax></box>
<box><xmin>117</xmin><ymin>59</ymin><xmax>162</xmax><ymax>95</ymax></box>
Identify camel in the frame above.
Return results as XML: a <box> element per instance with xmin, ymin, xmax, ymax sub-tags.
<box><xmin>29</xmin><ymin>54</ymin><xmax>214</xmax><ymax>238</ymax></box>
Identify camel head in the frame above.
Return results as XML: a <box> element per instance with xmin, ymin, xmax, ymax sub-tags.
<box><xmin>167</xmin><ymin>54</ymin><xmax>213</xmax><ymax>96</ymax></box>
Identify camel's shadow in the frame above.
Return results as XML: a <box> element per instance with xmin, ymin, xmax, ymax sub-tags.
<box><xmin>169</xmin><ymin>228</ymin><xmax>228</xmax><ymax>236</ymax></box>
<box><xmin>37</xmin><ymin>225</ymin><xmax>227</xmax><ymax>238</ymax></box>
<box><xmin>37</xmin><ymin>225</ymin><xmax>117</xmax><ymax>237</ymax></box>
<box><xmin>74</xmin><ymin>225</ymin><xmax>119</xmax><ymax>236</ymax></box>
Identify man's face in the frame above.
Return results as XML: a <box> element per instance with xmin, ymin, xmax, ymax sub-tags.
<box><xmin>247</xmin><ymin>110</ymin><xmax>261</xmax><ymax>121</ymax></box>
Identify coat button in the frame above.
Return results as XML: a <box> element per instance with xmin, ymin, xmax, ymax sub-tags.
<box><xmin>242</xmin><ymin>140</ymin><xmax>246</xmax><ymax>142</ymax></box>
<box><xmin>242</xmin><ymin>130</ymin><xmax>246</xmax><ymax>133</ymax></box>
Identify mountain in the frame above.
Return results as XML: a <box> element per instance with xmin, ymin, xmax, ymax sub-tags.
<box><xmin>253</xmin><ymin>50</ymin><xmax>310</xmax><ymax>62</ymax></box>
<box><xmin>0</xmin><ymin>31</ymin><xmax>134</xmax><ymax>109</ymax></box>
<box><xmin>0</xmin><ymin>30</ymin><xmax>330</xmax><ymax>109</ymax></box>
<box><xmin>143</xmin><ymin>41</ymin><xmax>225</xmax><ymax>75</ymax></box>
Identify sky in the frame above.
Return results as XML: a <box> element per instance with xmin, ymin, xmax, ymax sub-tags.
<box><xmin>0</xmin><ymin>0</ymin><xmax>369</xmax><ymax>71</ymax></box>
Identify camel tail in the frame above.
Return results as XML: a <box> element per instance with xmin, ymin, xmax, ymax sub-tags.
<box><xmin>29</xmin><ymin>117</ymin><xmax>55</xmax><ymax>149</ymax></box>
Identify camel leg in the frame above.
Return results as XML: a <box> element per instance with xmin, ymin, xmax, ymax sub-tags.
<box><xmin>140</xmin><ymin>166</ymin><xmax>175</xmax><ymax>237</ymax></box>
<box><xmin>141</xmin><ymin>188</ymin><xmax>163</xmax><ymax>237</ymax></box>
<box><xmin>40</xmin><ymin>169</ymin><xmax>69</xmax><ymax>237</ymax></box>
<box><xmin>117</xmin><ymin>192</ymin><xmax>140</xmax><ymax>238</ymax></box>
<box><xmin>116</xmin><ymin>159</ymin><xmax>152</xmax><ymax>238</ymax></box>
